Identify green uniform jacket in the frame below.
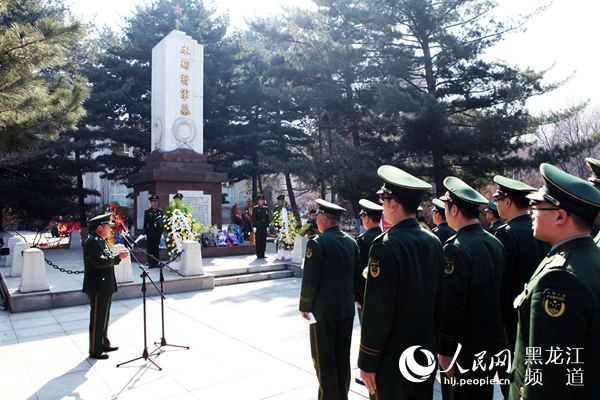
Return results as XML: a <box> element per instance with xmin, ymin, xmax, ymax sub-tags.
<box><xmin>432</xmin><ymin>222</ymin><xmax>456</xmax><ymax>244</ymax></box>
<box><xmin>358</xmin><ymin>219</ymin><xmax>444</xmax><ymax>392</ymax></box>
<box><xmin>143</xmin><ymin>207</ymin><xmax>164</xmax><ymax>235</ymax></box>
<box><xmin>252</xmin><ymin>205</ymin><xmax>270</xmax><ymax>230</ymax></box>
<box><xmin>355</xmin><ymin>226</ymin><xmax>383</xmax><ymax>306</ymax></box>
<box><xmin>488</xmin><ymin>219</ymin><xmax>504</xmax><ymax>234</ymax></box>
<box><xmin>592</xmin><ymin>222</ymin><xmax>600</xmax><ymax>238</ymax></box>
<box><xmin>494</xmin><ymin>214</ymin><xmax>549</xmax><ymax>350</ymax></box>
<box><xmin>299</xmin><ymin>226</ymin><xmax>360</xmax><ymax>322</ymax></box>
<box><xmin>437</xmin><ymin>223</ymin><xmax>505</xmax><ymax>356</ymax></box>
<box><xmin>509</xmin><ymin>236</ymin><xmax>600</xmax><ymax>400</ymax></box>
<box><xmin>82</xmin><ymin>233</ymin><xmax>120</xmax><ymax>297</ymax></box>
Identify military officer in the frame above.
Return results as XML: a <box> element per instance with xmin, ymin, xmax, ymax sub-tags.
<box><xmin>437</xmin><ymin>177</ymin><xmax>505</xmax><ymax>400</ymax></box>
<box><xmin>508</xmin><ymin>163</ymin><xmax>600</xmax><ymax>400</ymax></box>
<box><xmin>492</xmin><ymin>176</ymin><xmax>550</xmax><ymax>353</ymax></box>
<box><xmin>143</xmin><ymin>194</ymin><xmax>163</xmax><ymax>268</ymax></box>
<box><xmin>431</xmin><ymin>198</ymin><xmax>456</xmax><ymax>243</ymax></box>
<box><xmin>484</xmin><ymin>201</ymin><xmax>504</xmax><ymax>233</ymax></box>
<box><xmin>355</xmin><ymin>199</ymin><xmax>383</xmax><ymax>321</ymax></box>
<box><xmin>358</xmin><ymin>165</ymin><xmax>444</xmax><ymax>400</ymax></box>
<box><xmin>174</xmin><ymin>192</ymin><xmax>184</xmax><ymax>201</ymax></box>
<box><xmin>252</xmin><ymin>194</ymin><xmax>270</xmax><ymax>258</ymax></box>
<box><xmin>585</xmin><ymin>157</ymin><xmax>600</xmax><ymax>238</ymax></box>
<box><xmin>83</xmin><ymin>213</ymin><xmax>129</xmax><ymax>360</ymax></box>
<box><xmin>299</xmin><ymin>199</ymin><xmax>360</xmax><ymax>400</ymax></box>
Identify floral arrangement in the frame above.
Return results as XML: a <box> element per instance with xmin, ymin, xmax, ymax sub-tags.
<box><xmin>103</xmin><ymin>202</ymin><xmax>129</xmax><ymax>246</ymax></box>
<box><xmin>196</xmin><ymin>224</ymin><xmax>242</xmax><ymax>247</ymax></box>
<box><xmin>163</xmin><ymin>198</ymin><xmax>199</xmax><ymax>257</ymax></box>
<box><xmin>272</xmin><ymin>204</ymin><xmax>297</xmax><ymax>251</ymax></box>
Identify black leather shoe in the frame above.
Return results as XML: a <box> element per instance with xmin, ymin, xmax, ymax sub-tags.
<box><xmin>90</xmin><ymin>353</ymin><xmax>109</xmax><ymax>360</ymax></box>
<box><xmin>103</xmin><ymin>345</ymin><xmax>119</xmax><ymax>352</ymax></box>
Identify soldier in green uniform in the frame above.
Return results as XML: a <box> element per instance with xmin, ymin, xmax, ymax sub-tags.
<box><xmin>299</xmin><ymin>199</ymin><xmax>360</xmax><ymax>400</ymax></box>
<box><xmin>358</xmin><ymin>165</ymin><xmax>444</xmax><ymax>400</ymax></box>
<box><xmin>484</xmin><ymin>201</ymin><xmax>504</xmax><ymax>234</ymax></box>
<box><xmin>143</xmin><ymin>194</ymin><xmax>163</xmax><ymax>268</ymax></box>
<box><xmin>252</xmin><ymin>194</ymin><xmax>270</xmax><ymax>258</ymax></box>
<box><xmin>431</xmin><ymin>198</ymin><xmax>456</xmax><ymax>244</ymax></box>
<box><xmin>585</xmin><ymin>157</ymin><xmax>600</xmax><ymax>238</ymax></box>
<box><xmin>355</xmin><ymin>199</ymin><xmax>383</xmax><ymax>321</ymax></box>
<box><xmin>492</xmin><ymin>177</ymin><xmax>550</xmax><ymax>355</ymax></box>
<box><xmin>437</xmin><ymin>177</ymin><xmax>505</xmax><ymax>400</ymax></box>
<box><xmin>83</xmin><ymin>213</ymin><xmax>129</xmax><ymax>360</ymax></box>
<box><xmin>509</xmin><ymin>163</ymin><xmax>600</xmax><ymax>400</ymax></box>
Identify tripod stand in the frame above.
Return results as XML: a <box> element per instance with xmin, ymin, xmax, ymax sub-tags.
<box><xmin>116</xmin><ymin>247</ymin><xmax>165</xmax><ymax>370</ymax></box>
<box><xmin>150</xmin><ymin>263</ymin><xmax>189</xmax><ymax>355</ymax></box>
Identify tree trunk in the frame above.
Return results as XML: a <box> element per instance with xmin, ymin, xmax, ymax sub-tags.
<box><xmin>258</xmin><ymin>175</ymin><xmax>263</xmax><ymax>194</ymax></box>
<box><xmin>432</xmin><ymin>149</ymin><xmax>445</xmax><ymax>196</ymax></box>
<box><xmin>75</xmin><ymin>149</ymin><xmax>87</xmax><ymax>228</ymax></box>
<box><xmin>285</xmin><ymin>172</ymin><xmax>300</xmax><ymax>223</ymax></box>
<box><xmin>252</xmin><ymin>175</ymin><xmax>257</xmax><ymax>202</ymax></box>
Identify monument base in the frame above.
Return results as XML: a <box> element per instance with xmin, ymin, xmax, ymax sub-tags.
<box><xmin>129</xmin><ymin>149</ymin><xmax>227</xmax><ymax>229</ymax></box>
<box><xmin>131</xmin><ymin>243</ymin><xmax>256</xmax><ymax>263</ymax></box>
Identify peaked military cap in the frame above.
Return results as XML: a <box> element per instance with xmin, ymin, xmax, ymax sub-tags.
<box><xmin>493</xmin><ymin>175</ymin><xmax>536</xmax><ymax>199</ymax></box>
<box><xmin>440</xmin><ymin>176</ymin><xmax>488</xmax><ymax>205</ymax></box>
<box><xmin>277</xmin><ymin>194</ymin><xmax>285</xmax><ymax>200</ymax></box>
<box><xmin>376</xmin><ymin>165</ymin><xmax>431</xmax><ymax>201</ymax></box>
<box><xmin>417</xmin><ymin>205</ymin><xmax>424</xmax><ymax>212</ymax></box>
<box><xmin>585</xmin><ymin>157</ymin><xmax>600</xmax><ymax>185</ymax></box>
<box><xmin>174</xmin><ymin>193</ymin><xmax>183</xmax><ymax>200</ymax></box>
<box><xmin>149</xmin><ymin>194</ymin><xmax>159</xmax><ymax>201</ymax></box>
<box><xmin>316</xmin><ymin>199</ymin><xmax>346</xmax><ymax>216</ymax></box>
<box><xmin>431</xmin><ymin>198</ymin><xmax>445</xmax><ymax>213</ymax></box>
<box><xmin>256</xmin><ymin>193</ymin><xmax>265</xmax><ymax>201</ymax></box>
<box><xmin>358</xmin><ymin>199</ymin><xmax>383</xmax><ymax>217</ymax></box>
<box><xmin>484</xmin><ymin>200</ymin><xmax>499</xmax><ymax>214</ymax></box>
<box><xmin>527</xmin><ymin>163</ymin><xmax>600</xmax><ymax>222</ymax></box>
<box><xmin>89</xmin><ymin>213</ymin><xmax>114</xmax><ymax>228</ymax></box>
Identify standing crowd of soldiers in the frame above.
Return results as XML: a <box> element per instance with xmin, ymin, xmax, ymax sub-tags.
<box><xmin>299</xmin><ymin>158</ymin><xmax>600</xmax><ymax>400</ymax></box>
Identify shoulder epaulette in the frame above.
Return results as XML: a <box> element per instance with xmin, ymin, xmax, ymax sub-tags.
<box><xmin>445</xmin><ymin>233</ymin><xmax>459</xmax><ymax>243</ymax></box>
<box><xmin>546</xmin><ymin>252</ymin><xmax>568</xmax><ymax>270</ymax></box>
<box><xmin>496</xmin><ymin>223</ymin><xmax>508</xmax><ymax>231</ymax></box>
<box><xmin>372</xmin><ymin>231</ymin><xmax>387</xmax><ymax>243</ymax></box>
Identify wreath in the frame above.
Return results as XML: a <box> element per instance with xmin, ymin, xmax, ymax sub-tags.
<box><xmin>163</xmin><ymin>198</ymin><xmax>199</xmax><ymax>257</ymax></box>
<box><xmin>272</xmin><ymin>204</ymin><xmax>297</xmax><ymax>250</ymax></box>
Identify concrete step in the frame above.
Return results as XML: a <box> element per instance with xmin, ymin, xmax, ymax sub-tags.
<box><xmin>215</xmin><ymin>270</ymin><xmax>294</xmax><ymax>286</ymax></box>
<box><xmin>209</xmin><ymin>263</ymin><xmax>288</xmax><ymax>277</ymax></box>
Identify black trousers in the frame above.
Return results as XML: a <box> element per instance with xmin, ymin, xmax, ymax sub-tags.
<box><xmin>88</xmin><ymin>294</ymin><xmax>112</xmax><ymax>356</ymax></box>
<box><xmin>440</xmin><ymin>349</ymin><xmax>497</xmax><ymax>400</ymax></box>
<box><xmin>146</xmin><ymin>233</ymin><xmax>161</xmax><ymax>266</ymax></box>
<box><xmin>255</xmin><ymin>228</ymin><xmax>267</xmax><ymax>258</ymax></box>
<box><xmin>310</xmin><ymin>317</ymin><xmax>354</xmax><ymax>400</ymax></box>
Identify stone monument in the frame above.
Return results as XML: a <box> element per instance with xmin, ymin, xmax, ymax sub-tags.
<box><xmin>130</xmin><ymin>30</ymin><xmax>227</xmax><ymax>228</ymax></box>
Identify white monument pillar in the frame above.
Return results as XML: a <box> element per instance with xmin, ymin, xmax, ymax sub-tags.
<box><xmin>180</xmin><ymin>240</ymin><xmax>204</xmax><ymax>276</ymax></box>
<box><xmin>151</xmin><ymin>30</ymin><xmax>204</xmax><ymax>154</ymax></box>
<box><xmin>6</xmin><ymin>236</ymin><xmax>25</xmax><ymax>269</ymax></box>
<box><xmin>111</xmin><ymin>244</ymin><xmax>134</xmax><ymax>283</ymax></box>
<box><xmin>19</xmin><ymin>248</ymin><xmax>49</xmax><ymax>293</ymax></box>
<box><xmin>10</xmin><ymin>242</ymin><xmax>31</xmax><ymax>277</ymax></box>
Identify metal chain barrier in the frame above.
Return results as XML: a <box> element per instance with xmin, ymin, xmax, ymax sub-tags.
<box><xmin>44</xmin><ymin>257</ymin><xmax>84</xmax><ymax>275</ymax></box>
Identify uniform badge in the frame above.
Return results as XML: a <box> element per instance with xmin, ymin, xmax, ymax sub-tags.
<box><xmin>369</xmin><ymin>259</ymin><xmax>380</xmax><ymax>278</ymax></box>
<box><xmin>543</xmin><ymin>289</ymin><xmax>566</xmax><ymax>317</ymax></box>
<box><xmin>444</xmin><ymin>260</ymin><xmax>455</xmax><ymax>275</ymax></box>
<box><xmin>305</xmin><ymin>247</ymin><xmax>313</xmax><ymax>259</ymax></box>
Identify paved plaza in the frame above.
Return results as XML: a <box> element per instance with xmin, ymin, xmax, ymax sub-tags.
<box><xmin>1</xmin><ymin>238</ymin><xmax>502</xmax><ymax>400</ymax></box>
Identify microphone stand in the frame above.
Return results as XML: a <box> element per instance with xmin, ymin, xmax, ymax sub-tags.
<box><xmin>150</xmin><ymin>247</ymin><xmax>189</xmax><ymax>355</ymax></box>
<box><xmin>116</xmin><ymin>235</ymin><xmax>165</xmax><ymax>371</ymax></box>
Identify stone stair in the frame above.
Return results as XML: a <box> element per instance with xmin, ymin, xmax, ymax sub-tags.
<box><xmin>212</xmin><ymin>263</ymin><xmax>294</xmax><ymax>286</ymax></box>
